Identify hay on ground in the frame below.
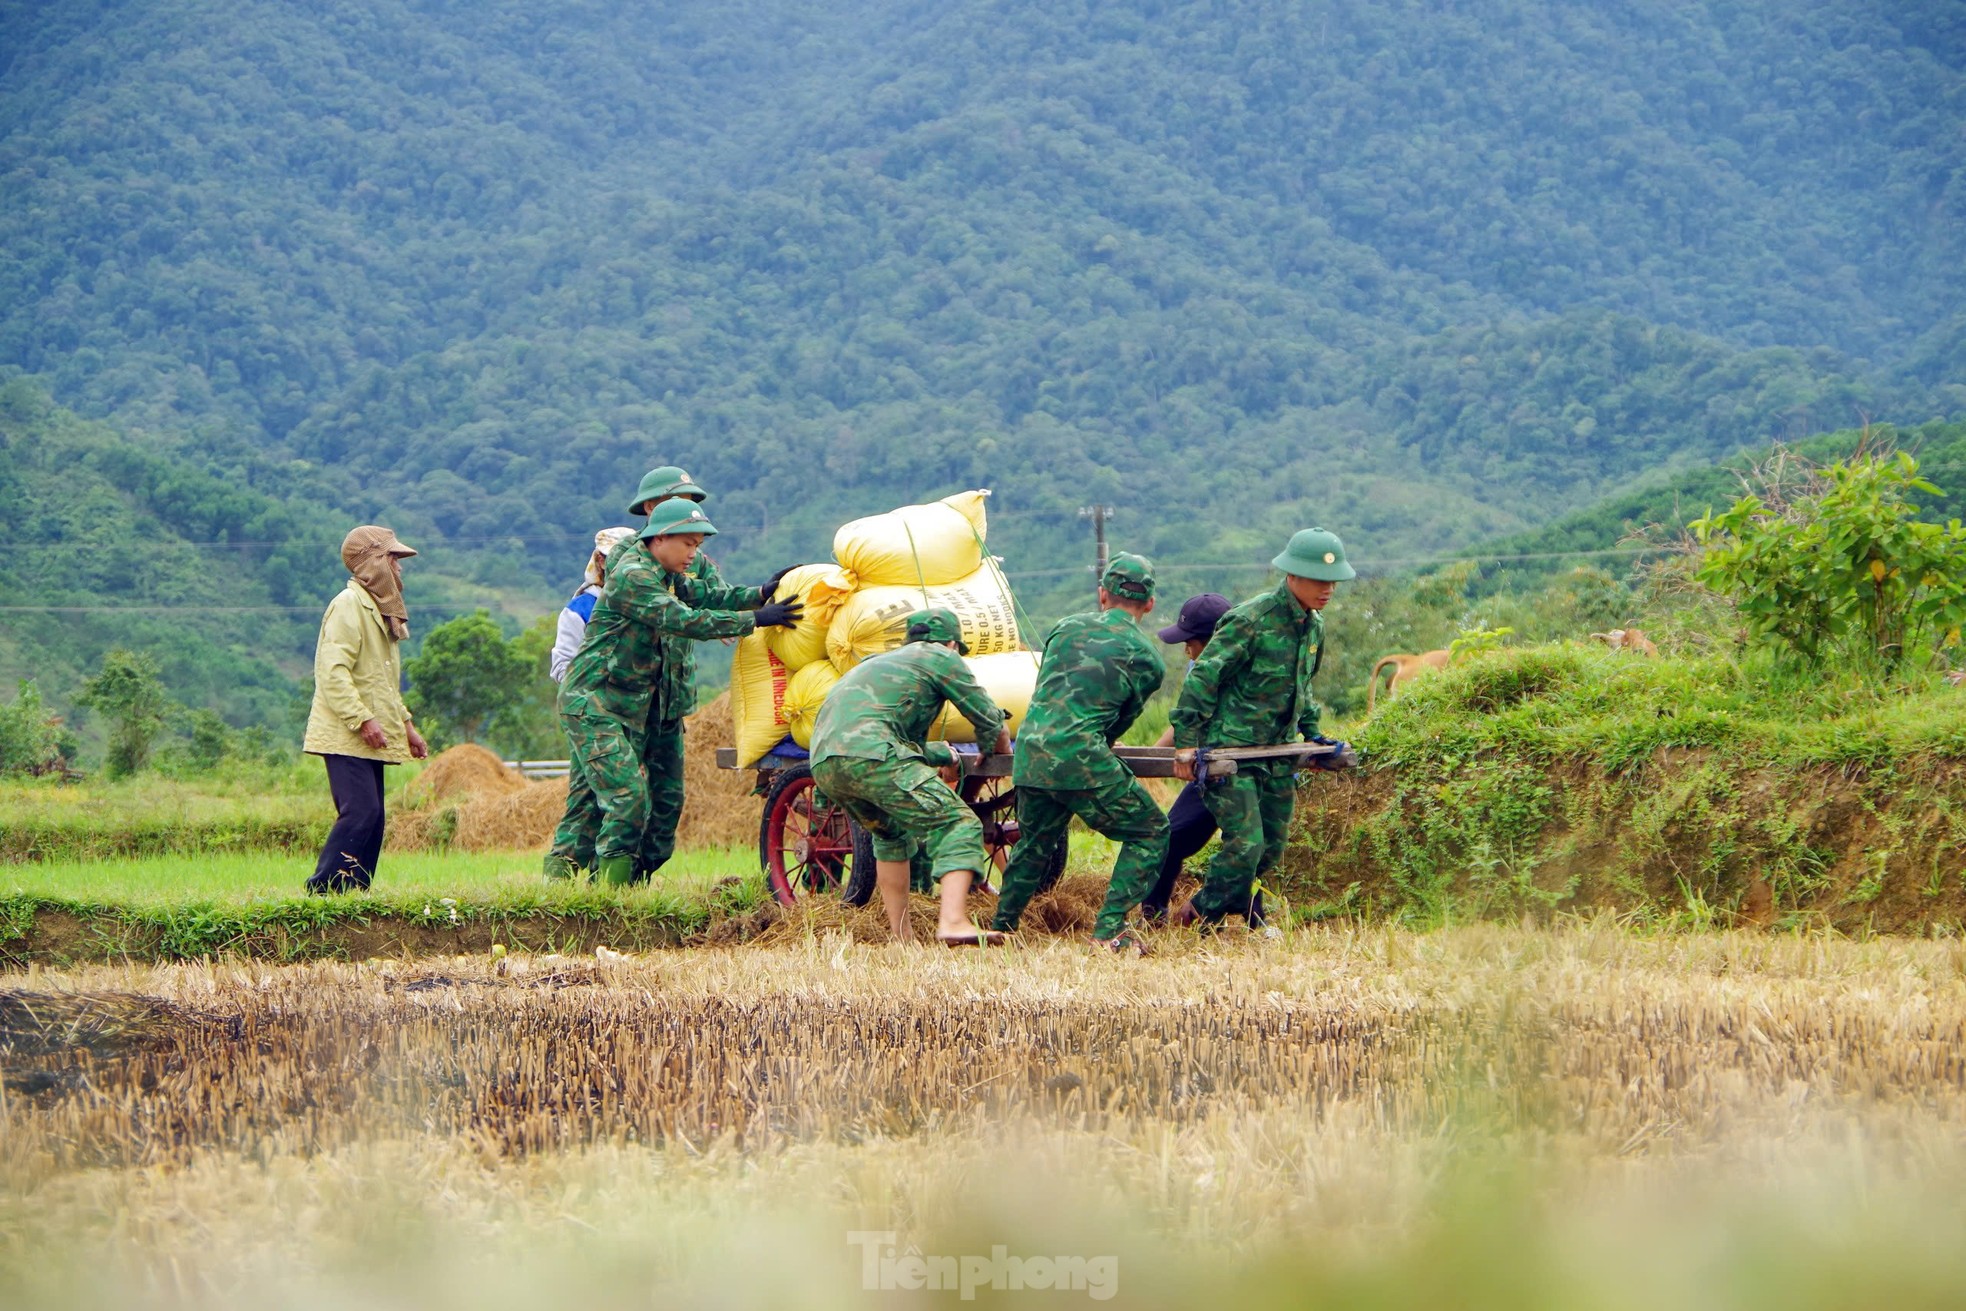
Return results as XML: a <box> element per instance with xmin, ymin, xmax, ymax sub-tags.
<box><xmin>674</xmin><ymin>691</ymin><xmax>756</xmax><ymax>851</ymax></box>
<box><xmin>410</xmin><ymin>744</ymin><xmax>526</xmax><ymax>803</ymax></box>
<box><xmin>391</xmin><ymin>693</ymin><xmax>758</xmax><ymax>854</ymax></box>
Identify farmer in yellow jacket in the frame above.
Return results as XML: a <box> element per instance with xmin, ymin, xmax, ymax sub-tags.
<box><xmin>302</xmin><ymin>526</ymin><xmax>429</xmax><ymax>893</ymax></box>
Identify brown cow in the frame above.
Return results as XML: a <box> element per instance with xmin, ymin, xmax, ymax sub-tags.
<box><xmin>1368</xmin><ymin>649</ymin><xmax>1452</xmax><ymax>712</ymax></box>
<box><xmin>1589</xmin><ymin>628</ymin><xmax>1659</xmax><ymax>657</ymax></box>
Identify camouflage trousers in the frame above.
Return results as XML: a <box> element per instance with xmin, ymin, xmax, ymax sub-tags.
<box><xmin>1192</xmin><ymin>760</ymin><xmax>1296</xmax><ymax>921</ymax></box>
<box><xmin>548</xmin><ymin>715</ymin><xmax>686</xmax><ymax>879</ymax></box>
<box><xmin>992</xmin><ymin>775</ymin><xmax>1168</xmax><ymax>939</ymax></box>
<box><xmin>547</xmin><ymin>733</ymin><xmax>616</xmax><ymax>875</ymax></box>
<box><xmin>555</xmin><ymin>703</ymin><xmax>653</xmax><ymax>866</ymax></box>
<box><xmin>809</xmin><ymin>755</ymin><xmax>988</xmax><ymax>879</ymax></box>
<box><xmin>636</xmin><ymin>718</ymin><xmax>686</xmax><ymax>877</ymax></box>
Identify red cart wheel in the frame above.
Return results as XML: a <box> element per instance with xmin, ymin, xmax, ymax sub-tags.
<box><xmin>962</xmin><ymin>773</ymin><xmax>1065</xmax><ymax>895</ymax></box>
<box><xmin>758</xmin><ymin>763</ymin><xmax>854</xmax><ymax>907</ymax></box>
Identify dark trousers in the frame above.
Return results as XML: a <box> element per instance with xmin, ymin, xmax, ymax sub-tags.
<box><xmin>1141</xmin><ymin>779</ymin><xmax>1268</xmax><ymax>925</ymax></box>
<box><xmin>1141</xmin><ymin>781</ymin><xmax>1217</xmax><ymax>919</ymax></box>
<box><xmin>310</xmin><ymin>754</ymin><xmax>386</xmax><ymax>891</ymax></box>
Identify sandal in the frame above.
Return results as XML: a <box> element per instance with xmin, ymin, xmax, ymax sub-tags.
<box><xmin>938</xmin><ymin>930</ymin><xmax>1006</xmax><ymax>947</ymax></box>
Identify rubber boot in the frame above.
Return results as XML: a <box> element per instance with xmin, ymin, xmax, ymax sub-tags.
<box><xmin>542</xmin><ymin>853</ymin><xmax>579</xmax><ymax>882</ymax></box>
<box><xmin>596</xmin><ymin>854</ymin><xmax>636</xmax><ymax>887</ymax></box>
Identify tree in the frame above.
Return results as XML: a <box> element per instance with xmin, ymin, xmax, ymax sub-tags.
<box><xmin>75</xmin><ymin>649</ymin><xmax>171</xmax><ymax>777</ymax></box>
<box><xmin>0</xmin><ymin>680</ymin><xmax>66</xmax><ymax>777</ymax></box>
<box><xmin>184</xmin><ymin>708</ymin><xmax>232</xmax><ymax>770</ymax></box>
<box><xmin>486</xmin><ymin>613</ymin><xmax>565</xmax><ymax>760</ymax></box>
<box><xmin>404</xmin><ymin>610</ymin><xmax>530</xmax><ymax>748</ymax></box>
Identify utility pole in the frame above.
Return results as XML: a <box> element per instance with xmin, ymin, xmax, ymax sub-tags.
<box><xmin>1079</xmin><ymin>504</ymin><xmax>1113</xmax><ymax>581</ymax></box>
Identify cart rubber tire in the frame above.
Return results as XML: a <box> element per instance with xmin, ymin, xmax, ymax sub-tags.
<box><xmin>757</xmin><ymin>763</ymin><xmax>853</xmax><ymax>907</ymax></box>
<box><xmin>843</xmin><ymin>824</ymin><xmax>877</xmax><ymax>907</ymax></box>
<box><xmin>842</xmin><ymin>817</ymin><xmax>1063</xmax><ymax>907</ymax></box>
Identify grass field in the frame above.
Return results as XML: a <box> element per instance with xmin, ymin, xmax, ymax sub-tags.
<box><xmin>0</xmin><ymin>846</ymin><xmax>778</xmax><ymax>966</ymax></box>
<box><xmin>3</xmin><ymin>925</ymin><xmax>1964</xmax><ymax>1309</ymax></box>
<box><xmin>0</xmin><ymin>846</ymin><xmax>758</xmax><ymax>905</ymax></box>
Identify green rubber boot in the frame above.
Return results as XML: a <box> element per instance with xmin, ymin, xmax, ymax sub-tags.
<box><xmin>542</xmin><ymin>853</ymin><xmax>580</xmax><ymax>882</ymax></box>
<box><xmin>596</xmin><ymin>854</ymin><xmax>636</xmax><ymax>887</ymax></box>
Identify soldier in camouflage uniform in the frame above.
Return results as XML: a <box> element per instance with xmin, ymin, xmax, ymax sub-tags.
<box><xmin>1169</xmin><ymin>529</ymin><xmax>1355</xmax><ymax>927</ymax></box>
<box><xmin>555</xmin><ymin>500</ymin><xmax>802</xmax><ymax>886</ymax></box>
<box><xmin>991</xmin><ymin>554</ymin><xmax>1168</xmax><ymax>951</ymax></box>
<box><xmin>625</xmin><ymin>467</ymin><xmax>796</xmax><ymax>880</ymax></box>
<box><xmin>808</xmin><ymin>609</ymin><xmax>1013</xmax><ymax>944</ymax></box>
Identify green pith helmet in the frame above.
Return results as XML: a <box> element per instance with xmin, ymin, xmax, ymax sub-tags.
<box><xmin>1100</xmin><ymin>552</ymin><xmax>1155</xmax><ymax>602</ymax></box>
<box><xmin>1272</xmin><ymin>528</ymin><xmax>1356</xmax><ymax>582</ymax></box>
<box><xmin>638</xmin><ymin>500</ymin><xmax>720</xmax><ymax>540</ymax></box>
<box><xmin>904</xmin><ymin>608</ymin><xmax>968</xmax><ymax>654</ymax></box>
<box><xmin>626</xmin><ymin>465</ymin><xmax>709</xmax><ymax>516</ymax></box>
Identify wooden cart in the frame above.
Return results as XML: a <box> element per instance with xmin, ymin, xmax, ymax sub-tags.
<box><xmin>719</xmin><ymin>741</ymin><xmax>1341</xmax><ymax>908</ymax></box>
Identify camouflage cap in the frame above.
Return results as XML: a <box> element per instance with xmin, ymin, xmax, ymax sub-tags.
<box><xmin>1100</xmin><ymin>551</ymin><xmax>1155</xmax><ymax>602</ymax></box>
<box><xmin>626</xmin><ymin>465</ymin><xmax>710</xmax><ymax>516</ymax></box>
<box><xmin>637</xmin><ymin>500</ymin><xmax>719</xmax><ymax>540</ymax></box>
<box><xmin>904</xmin><ymin>607</ymin><xmax>968</xmax><ymax>654</ymax></box>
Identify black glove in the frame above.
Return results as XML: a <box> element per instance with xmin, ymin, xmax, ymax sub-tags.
<box><xmin>1308</xmin><ymin>735</ymin><xmax>1351</xmax><ymax>771</ymax></box>
<box><xmin>753</xmin><ymin>599</ymin><xmax>805</xmax><ymax>628</ymax></box>
<box><xmin>759</xmin><ymin>565</ymin><xmax>799</xmax><ymax>602</ymax></box>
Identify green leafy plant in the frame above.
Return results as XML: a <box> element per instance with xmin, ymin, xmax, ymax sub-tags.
<box><xmin>0</xmin><ymin>680</ymin><xmax>67</xmax><ymax>777</ymax></box>
<box><xmin>1449</xmin><ymin>623</ymin><xmax>1514</xmax><ymax>661</ymax></box>
<box><xmin>183</xmin><ymin>708</ymin><xmax>233</xmax><ymax>771</ymax></box>
<box><xmin>75</xmin><ymin>649</ymin><xmax>172</xmax><ymax>778</ymax></box>
<box><xmin>404</xmin><ymin>611</ymin><xmax>531</xmax><ymax>748</ymax></box>
<box><xmin>1691</xmin><ymin>449</ymin><xmax>1966</xmax><ymax>672</ymax></box>
<box><xmin>485</xmin><ymin>613</ymin><xmax>565</xmax><ymax>760</ymax></box>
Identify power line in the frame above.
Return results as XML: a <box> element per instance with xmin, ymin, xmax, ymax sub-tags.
<box><xmin>0</xmin><ymin>546</ymin><xmax>1670</xmax><ymax>612</ymax></box>
<box><xmin>1001</xmin><ymin>544</ymin><xmax>1663</xmax><ymax>580</ymax></box>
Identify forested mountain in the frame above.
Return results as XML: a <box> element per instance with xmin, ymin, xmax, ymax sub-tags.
<box><xmin>0</xmin><ymin>376</ymin><xmax>519</xmax><ymax>725</ymax></box>
<box><xmin>0</xmin><ymin>0</ymin><xmax>1960</xmax><ymax>723</ymax></box>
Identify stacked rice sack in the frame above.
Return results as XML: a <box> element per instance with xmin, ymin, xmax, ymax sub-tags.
<box><xmin>728</xmin><ymin>490</ymin><xmax>1040</xmax><ymax>765</ymax></box>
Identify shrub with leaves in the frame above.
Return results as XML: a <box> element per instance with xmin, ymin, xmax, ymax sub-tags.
<box><xmin>75</xmin><ymin>649</ymin><xmax>171</xmax><ymax>777</ymax></box>
<box><xmin>0</xmin><ymin>680</ymin><xmax>66</xmax><ymax>776</ymax></box>
<box><xmin>1691</xmin><ymin>450</ymin><xmax>1966</xmax><ymax>672</ymax></box>
<box><xmin>404</xmin><ymin>610</ymin><xmax>530</xmax><ymax>748</ymax></box>
<box><xmin>1449</xmin><ymin>623</ymin><xmax>1514</xmax><ymax>661</ymax></box>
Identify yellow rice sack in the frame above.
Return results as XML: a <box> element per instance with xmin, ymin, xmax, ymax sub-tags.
<box><xmin>783</xmin><ymin>659</ymin><xmax>842</xmax><ymax>749</ymax></box>
<box><xmin>728</xmin><ymin>632</ymin><xmax>793</xmax><ymax>767</ymax></box>
<box><xmin>832</xmin><ymin>490</ymin><xmax>989</xmax><ymax>588</ymax></box>
<box><xmin>759</xmin><ymin>562</ymin><xmax>854</xmax><ymax>672</ymax></box>
<box><xmin>928</xmin><ymin>651</ymin><xmax>1042</xmax><ymax>742</ymax></box>
<box><xmin>825</xmin><ymin>563</ymin><xmax>1022</xmax><ymax>671</ymax></box>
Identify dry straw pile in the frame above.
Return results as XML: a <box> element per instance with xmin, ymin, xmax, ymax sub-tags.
<box><xmin>389</xmin><ymin>693</ymin><xmax>756</xmax><ymax>854</ymax></box>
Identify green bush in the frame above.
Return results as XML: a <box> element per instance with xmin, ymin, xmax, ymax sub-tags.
<box><xmin>74</xmin><ymin>649</ymin><xmax>171</xmax><ymax>778</ymax></box>
<box><xmin>404</xmin><ymin>611</ymin><xmax>531</xmax><ymax>749</ymax></box>
<box><xmin>1691</xmin><ymin>450</ymin><xmax>1966</xmax><ymax>673</ymax></box>
<box><xmin>0</xmin><ymin>681</ymin><xmax>65</xmax><ymax>777</ymax></box>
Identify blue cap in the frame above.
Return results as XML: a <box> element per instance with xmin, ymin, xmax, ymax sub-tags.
<box><xmin>1158</xmin><ymin>593</ymin><xmax>1232</xmax><ymax>643</ymax></box>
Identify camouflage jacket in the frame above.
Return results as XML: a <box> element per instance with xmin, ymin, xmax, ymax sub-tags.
<box><xmin>1169</xmin><ymin>583</ymin><xmax>1324</xmax><ymax>749</ymax></box>
<box><xmin>809</xmin><ymin>642</ymin><xmax>1005</xmax><ymax>770</ymax></box>
<box><xmin>661</xmin><ymin>550</ymin><xmax>751</xmax><ymax>723</ymax></box>
<box><xmin>559</xmin><ymin>543</ymin><xmax>759</xmax><ymax>725</ymax></box>
<box><xmin>1013</xmin><ymin>608</ymin><xmax>1164</xmax><ymax>789</ymax></box>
